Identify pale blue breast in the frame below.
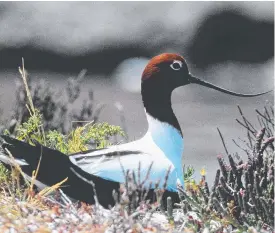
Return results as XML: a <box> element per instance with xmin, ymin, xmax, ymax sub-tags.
<box><xmin>146</xmin><ymin>114</ymin><xmax>184</xmax><ymax>188</ymax></box>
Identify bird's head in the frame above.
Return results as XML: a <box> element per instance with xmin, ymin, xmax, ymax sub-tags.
<box><xmin>142</xmin><ymin>53</ymin><xmax>189</xmax><ymax>90</ymax></box>
<box><xmin>141</xmin><ymin>53</ymin><xmax>271</xmax><ymax>97</ymax></box>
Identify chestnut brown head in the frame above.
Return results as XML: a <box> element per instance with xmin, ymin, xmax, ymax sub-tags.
<box><xmin>141</xmin><ymin>53</ymin><xmax>271</xmax><ymax>97</ymax></box>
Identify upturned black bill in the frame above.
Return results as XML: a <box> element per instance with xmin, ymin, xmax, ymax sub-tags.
<box><xmin>188</xmin><ymin>74</ymin><xmax>272</xmax><ymax>97</ymax></box>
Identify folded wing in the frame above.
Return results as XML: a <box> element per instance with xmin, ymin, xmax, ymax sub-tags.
<box><xmin>69</xmin><ymin>139</ymin><xmax>177</xmax><ymax>191</ymax></box>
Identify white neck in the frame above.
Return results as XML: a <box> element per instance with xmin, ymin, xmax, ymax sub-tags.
<box><xmin>145</xmin><ymin>112</ymin><xmax>184</xmax><ymax>165</ymax></box>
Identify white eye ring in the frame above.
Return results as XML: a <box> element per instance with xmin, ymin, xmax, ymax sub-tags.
<box><xmin>170</xmin><ymin>60</ymin><xmax>183</xmax><ymax>71</ymax></box>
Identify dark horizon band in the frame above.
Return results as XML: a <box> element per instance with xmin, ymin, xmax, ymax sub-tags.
<box><xmin>188</xmin><ymin>74</ymin><xmax>272</xmax><ymax>97</ymax></box>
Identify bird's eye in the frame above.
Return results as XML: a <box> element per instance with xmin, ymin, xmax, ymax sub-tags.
<box><xmin>170</xmin><ymin>60</ymin><xmax>182</xmax><ymax>71</ymax></box>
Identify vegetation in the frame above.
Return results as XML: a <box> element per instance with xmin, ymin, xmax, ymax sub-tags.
<box><xmin>0</xmin><ymin>61</ymin><xmax>273</xmax><ymax>232</ymax></box>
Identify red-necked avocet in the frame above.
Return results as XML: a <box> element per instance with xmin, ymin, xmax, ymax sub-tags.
<box><xmin>0</xmin><ymin>53</ymin><xmax>271</xmax><ymax>207</ymax></box>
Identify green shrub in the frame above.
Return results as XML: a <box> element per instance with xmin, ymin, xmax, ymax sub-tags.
<box><xmin>0</xmin><ymin>60</ymin><xmax>124</xmax><ymax>180</ymax></box>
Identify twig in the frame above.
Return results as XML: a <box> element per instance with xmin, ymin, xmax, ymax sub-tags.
<box><xmin>217</xmin><ymin>127</ymin><xmax>229</xmax><ymax>156</ymax></box>
<box><xmin>264</xmin><ymin>106</ymin><xmax>272</xmax><ymax>121</ymax></box>
<box><xmin>235</xmin><ymin>119</ymin><xmax>256</xmax><ymax>136</ymax></box>
<box><xmin>257</xmin><ymin>115</ymin><xmax>263</xmax><ymax>128</ymax></box>
<box><xmin>255</xmin><ymin>109</ymin><xmax>274</xmax><ymax>126</ymax></box>
<box><xmin>140</xmin><ymin>162</ymin><xmax>153</xmax><ymax>187</ymax></box>
<box><xmin>70</xmin><ymin>168</ymin><xmax>100</xmax><ymax>209</ymax></box>
<box><xmin>270</xmin><ymin>105</ymin><xmax>274</xmax><ymax>116</ymax></box>
<box><xmin>162</xmin><ymin>165</ymin><xmax>171</xmax><ymax>190</ymax></box>
<box><xmin>232</xmin><ymin>139</ymin><xmax>250</xmax><ymax>156</ymax></box>
<box><xmin>237</xmin><ymin>105</ymin><xmax>255</xmax><ymax>147</ymax></box>
<box><xmin>28</xmin><ymin>145</ymin><xmax>43</xmax><ymax>201</ymax></box>
<box><xmin>237</xmin><ymin>137</ymin><xmax>253</xmax><ymax>150</ymax></box>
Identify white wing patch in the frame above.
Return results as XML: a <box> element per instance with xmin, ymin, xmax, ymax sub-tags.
<box><xmin>69</xmin><ymin>134</ymin><xmax>183</xmax><ymax>191</ymax></box>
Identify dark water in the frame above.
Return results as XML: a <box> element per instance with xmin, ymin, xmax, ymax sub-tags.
<box><xmin>0</xmin><ymin>71</ymin><xmax>273</xmax><ymax>184</ymax></box>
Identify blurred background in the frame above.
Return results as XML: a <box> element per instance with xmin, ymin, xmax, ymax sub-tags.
<box><xmin>0</xmin><ymin>2</ymin><xmax>274</xmax><ymax>182</ymax></box>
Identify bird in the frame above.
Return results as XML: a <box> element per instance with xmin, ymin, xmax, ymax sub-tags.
<box><xmin>0</xmin><ymin>53</ymin><xmax>270</xmax><ymax>208</ymax></box>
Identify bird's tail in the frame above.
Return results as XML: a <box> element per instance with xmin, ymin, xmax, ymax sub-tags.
<box><xmin>0</xmin><ymin>135</ymin><xmax>71</xmax><ymax>188</ymax></box>
<box><xmin>0</xmin><ymin>135</ymin><xmax>120</xmax><ymax>206</ymax></box>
